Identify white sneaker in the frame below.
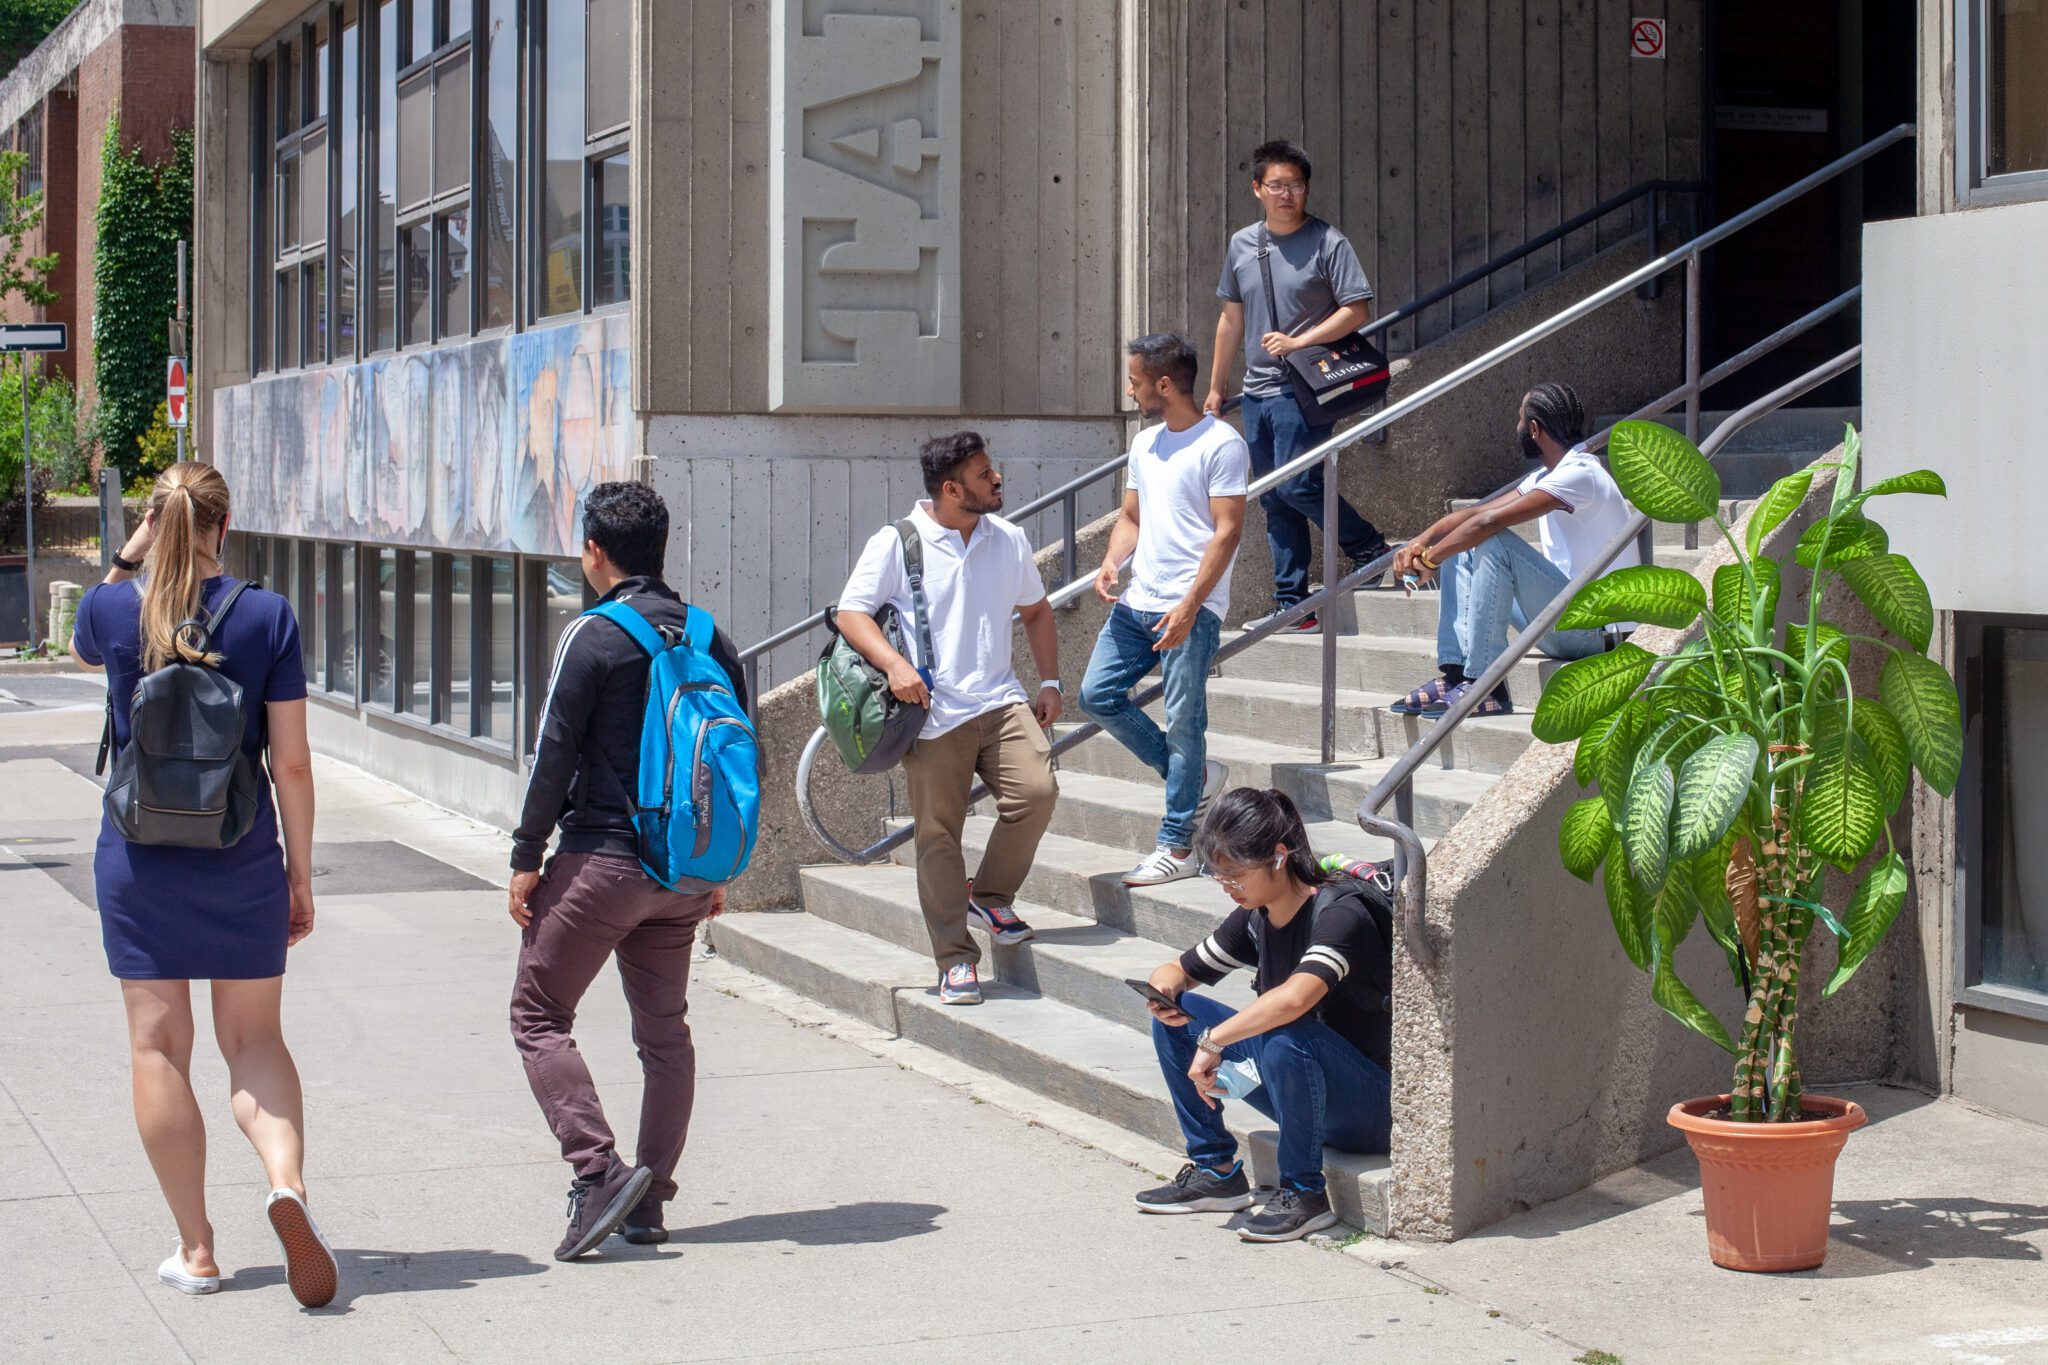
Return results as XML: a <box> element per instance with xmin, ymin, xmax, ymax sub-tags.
<box><xmin>1123</xmin><ymin>846</ymin><xmax>1197</xmax><ymax>886</ymax></box>
<box><xmin>1193</xmin><ymin>760</ymin><xmax>1229</xmax><ymax>831</ymax></box>
<box><xmin>157</xmin><ymin>1244</ymin><xmax>219</xmax><ymax>1295</ymax></box>
<box><xmin>266</xmin><ymin>1188</ymin><xmax>339</xmax><ymax>1308</ymax></box>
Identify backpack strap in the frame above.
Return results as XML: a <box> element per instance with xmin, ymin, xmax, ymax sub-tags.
<box><xmin>182</xmin><ymin>579</ymin><xmax>254</xmax><ymax>659</ymax></box>
<box><xmin>895</xmin><ymin>518</ymin><xmax>936</xmax><ymax>678</ymax></box>
<box><xmin>680</xmin><ymin>604</ymin><xmax>713</xmax><ymax>653</ymax></box>
<box><xmin>585</xmin><ymin>599</ymin><xmax>669</xmax><ymax>659</ymax></box>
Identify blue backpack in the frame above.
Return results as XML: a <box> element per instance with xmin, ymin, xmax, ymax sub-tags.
<box><xmin>587</xmin><ymin>601</ymin><xmax>761</xmax><ymax>891</ymax></box>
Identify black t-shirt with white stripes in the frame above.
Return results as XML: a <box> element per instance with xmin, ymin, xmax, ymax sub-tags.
<box><xmin>1177</xmin><ymin>877</ymin><xmax>1393</xmax><ymax>1074</ymax></box>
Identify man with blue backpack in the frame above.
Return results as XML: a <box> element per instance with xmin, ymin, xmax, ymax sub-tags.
<box><xmin>507</xmin><ymin>481</ymin><xmax>758</xmax><ymax>1261</ymax></box>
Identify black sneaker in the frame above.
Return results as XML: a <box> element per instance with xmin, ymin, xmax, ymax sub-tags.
<box><xmin>1133</xmin><ymin>1162</ymin><xmax>1256</xmax><ymax>1214</ymax></box>
<box><xmin>1244</xmin><ymin>607</ymin><xmax>1319</xmax><ymax>635</ymax></box>
<box><xmin>1350</xmin><ymin>543</ymin><xmax>1393</xmax><ymax>582</ymax></box>
<box><xmin>555</xmin><ymin>1156</ymin><xmax>655</xmax><ymax>1261</ymax></box>
<box><xmin>1238</xmin><ymin>1186</ymin><xmax>1340</xmax><ymax>1242</ymax></box>
<box><xmin>617</xmin><ymin>1194</ymin><xmax>667</xmax><ymax>1245</ymax></box>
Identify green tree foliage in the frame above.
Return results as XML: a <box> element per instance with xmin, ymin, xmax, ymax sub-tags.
<box><xmin>0</xmin><ymin>1</ymin><xmax>80</xmax><ymax>79</ymax></box>
<box><xmin>0</xmin><ymin>141</ymin><xmax>62</xmax><ymax>549</ymax></box>
<box><xmin>93</xmin><ymin>118</ymin><xmax>193</xmax><ymax>483</ymax></box>
<box><xmin>0</xmin><ymin>369</ymin><xmax>89</xmax><ymax>548</ymax></box>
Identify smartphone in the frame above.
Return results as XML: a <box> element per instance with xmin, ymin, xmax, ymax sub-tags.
<box><xmin>1125</xmin><ymin>978</ymin><xmax>1184</xmax><ymax>1013</ymax></box>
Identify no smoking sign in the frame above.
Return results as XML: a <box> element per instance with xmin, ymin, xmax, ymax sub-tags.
<box><xmin>1631</xmin><ymin>16</ymin><xmax>1666</xmax><ymax>59</ymax></box>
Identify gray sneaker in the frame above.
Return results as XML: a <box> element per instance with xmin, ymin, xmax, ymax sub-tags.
<box><xmin>1238</xmin><ymin>1186</ymin><xmax>1340</xmax><ymax>1242</ymax></box>
<box><xmin>556</xmin><ymin>1156</ymin><xmax>655</xmax><ymax>1261</ymax></box>
<box><xmin>1134</xmin><ymin>1162</ymin><xmax>1256</xmax><ymax>1214</ymax></box>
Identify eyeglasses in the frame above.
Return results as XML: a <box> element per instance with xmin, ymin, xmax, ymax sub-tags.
<box><xmin>1205</xmin><ymin>851</ymin><xmax>1286</xmax><ymax>892</ymax></box>
<box><xmin>1259</xmin><ymin>179</ymin><xmax>1308</xmax><ymax>196</ymax></box>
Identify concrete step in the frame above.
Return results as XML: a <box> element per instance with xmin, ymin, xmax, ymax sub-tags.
<box><xmin>710</xmin><ymin>907</ymin><xmax>1392</xmax><ymax>1233</ymax></box>
<box><xmin>1048</xmin><ymin>742</ymin><xmax>1494</xmax><ymax>840</ymax></box>
<box><xmin>1182</xmin><ymin>676</ymin><xmax>1539</xmax><ymax>776</ymax></box>
<box><xmin>1214</xmin><ymin>630</ymin><xmax>1561</xmax><ymax>700</ymax></box>
<box><xmin>887</xmin><ymin>816</ymin><xmax>1415</xmax><ymax>949</ymax></box>
<box><xmin>798</xmin><ymin>861</ymin><xmax>1258</xmax><ymax>1033</ymax></box>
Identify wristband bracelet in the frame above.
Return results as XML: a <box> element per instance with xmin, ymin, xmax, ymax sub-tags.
<box><xmin>1039</xmin><ymin>679</ymin><xmax>1062</xmax><ymax>692</ymax></box>
<box><xmin>1418</xmin><ymin>549</ymin><xmax>1440</xmax><ymax>571</ymax></box>
<box><xmin>111</xmin><ymin>550</ymin><xmax>141</xmax><ymax>573</ymax></box>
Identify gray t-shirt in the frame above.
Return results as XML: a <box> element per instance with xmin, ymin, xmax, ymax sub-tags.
<box><xmin>1216</xmin><ymin>217</ymin><xmax>1375</xmax><ymax>398</ymax></box>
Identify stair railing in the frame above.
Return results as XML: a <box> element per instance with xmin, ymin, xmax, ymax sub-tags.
<box><xmin>736</xmin><ymin>177</ymin><xmax>1705</xmax><ymax>714</ymax></box>
<box><xmin>793</xmin><ymin>126</ymin><xmax>1909</xmax><ymax>869</ymax></box>
<box><xmin>1358</xmin><ymin>346</ymin><xmax>1864</xmax><ymax>968</ymax></box>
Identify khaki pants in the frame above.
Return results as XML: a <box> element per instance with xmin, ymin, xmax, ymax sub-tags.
<box><xmin>900</xmin><ymin>702</ymin><xmax>1058</xmax><ymax>969</ymax></box>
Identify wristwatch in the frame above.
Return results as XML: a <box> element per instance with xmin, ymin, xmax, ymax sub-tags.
<box><xmin>111</xmin><ymin>550</ymin><xmax>142</xmax><ymax>573</ymax></box>
<box><xmin>1039</xmin><ymin>679</ymin><xmax>1062</xmax><ymax>692</ymax></box>
<box><xmin>1195</xmin><ymin>1027</ymin><xmax>1226</xmax><ymax>1057</ymax></box>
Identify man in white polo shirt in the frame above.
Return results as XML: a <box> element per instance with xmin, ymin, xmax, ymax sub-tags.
<box><xmin>836</xmin><ymin>433</ymin><xmax>1063</xmax><ymax>1005</ymax></box>
<box><xmin>1080</xmin><ymin>334</ymin><xmax>1250</xmax><ymax>886</ymax></box>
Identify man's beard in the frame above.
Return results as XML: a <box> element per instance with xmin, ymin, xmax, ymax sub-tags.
<box><xmin>1135</xmin><ymin>395</ymin><xmax>1167</xmax><ymax>421</ymax></box>
<box><xmin>961</xmin><ymin>487</ymin><xmax>1005</xmax><ymax>515</ymax></box>
<box><xmin>1518</xmin><ymin>427</ymin><xmax>1544</xmax><ymax>460</ymax></box>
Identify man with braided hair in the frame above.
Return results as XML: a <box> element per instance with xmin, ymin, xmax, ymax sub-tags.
<box><xmin>1387</xmin><ymin>382</ymin><xmax>1642</xmax><ymax>716</ymax></box>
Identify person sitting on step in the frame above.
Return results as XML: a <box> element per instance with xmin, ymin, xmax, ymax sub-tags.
<box><xmin>1133</xmin><ymin>788</ymin><xmax>1393</xmax><ymax>1244</ymax></box>
<box><xmin>1388</xmin><ymin>381</ymin><xmax>1640</xmax><ymax>717</ymax></box>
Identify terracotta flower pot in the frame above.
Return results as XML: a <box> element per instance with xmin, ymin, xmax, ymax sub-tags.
<box><xmin>1667</xmin><ymin>1093</ymin><xmax>1867</xmax><ymax>1272</ymax></box>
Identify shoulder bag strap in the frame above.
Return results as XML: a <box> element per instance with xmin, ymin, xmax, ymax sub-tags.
<box><xmin>895</xmin><ymin>519</ymin><xmax>936</xmax><ymax>679</ymax></box>
<box><xmin>1255</xmin><ymin>224</ymin><xmax>1284</xmax><ymax>338</ymax></box>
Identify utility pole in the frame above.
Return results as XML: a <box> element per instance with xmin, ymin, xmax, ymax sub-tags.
<box><xmin>20</xmin><ymin>352</ymin><xmax>30</xmax><ymax>652</ymax></box>
<box><xmin>172</xmin><ymin>240</ymin><xmax>188</xmax><ymax>464</ymax></box>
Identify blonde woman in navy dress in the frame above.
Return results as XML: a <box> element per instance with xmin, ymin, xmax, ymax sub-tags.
<box><xmin>69</xmin><ymin>463</ymin><xmax>338</xmax><ymax>1308</ymax></box>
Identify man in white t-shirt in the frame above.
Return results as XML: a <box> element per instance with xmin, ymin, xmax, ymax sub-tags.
<box><xmin>1387</xmin><ymin>383</ymin><xmax>1641</xmax><ymax>716</ymax></box>
<box><xmin>837</xmin><ymin>433</ymin><xmax>1063</xmax><ymax>1006</ymax></box>
<box><xmin>1080</xmin><ymin>335</ymin><xmax>1250</xmax><ymax>886</ymax></box>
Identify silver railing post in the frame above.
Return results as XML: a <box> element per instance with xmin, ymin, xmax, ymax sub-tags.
<box><xmin>1638</xmin><ymin>187</ymin><xmax>1662</xmax><ymax>299</ymax></box>
<box><xmin>1683</xmin><ymin>251</ymin><xmax>1703</xmax><ymax>550</ymax></box>
<box><xmin>1320</xmin><ymin>447</ymin><xmax>1340</xmax><ymax>765</ymax></box>
<box><xmin>1060</xmin><ymin>490</ymin><xmax>1078</xmax><ymax>589</ymax></box>
<box><xmin>744</xmin><ymin>656</ymin><xmax>761</xmax><ymax>725</ymax></box>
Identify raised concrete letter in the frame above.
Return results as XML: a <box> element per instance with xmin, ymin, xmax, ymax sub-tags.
<box><xmin>769</xmin><ymin>1</ymin><xmax>961</xmax><ymax>413</ymax></box>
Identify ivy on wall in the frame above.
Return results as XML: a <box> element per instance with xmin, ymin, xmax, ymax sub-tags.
<box><xmin>92</xmin><ymin>116</ymin><xmax>191</xmax><ymax>483</ymax></box>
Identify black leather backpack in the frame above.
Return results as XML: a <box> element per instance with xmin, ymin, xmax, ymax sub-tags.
<box><xmin>97</xmin><ymin>581</ymin><xmax>264</xmax><ymax>849</ymax></box>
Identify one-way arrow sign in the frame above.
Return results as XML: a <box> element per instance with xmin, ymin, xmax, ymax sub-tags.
<box><xmin>0</xmin><ymin>323</ymin><xmax>67</xmax><ymax>353</ymax></box>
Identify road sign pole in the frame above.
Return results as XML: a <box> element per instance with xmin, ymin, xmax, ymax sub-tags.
<box><xmin>21</xmin><ymin>353</ymin><xmax>35</xmax><ymax>653</ymax></box>
<box><xmin>175</xmin><ymin>241</ymin><xmax>188</xmax><ymax>465</ymax></box>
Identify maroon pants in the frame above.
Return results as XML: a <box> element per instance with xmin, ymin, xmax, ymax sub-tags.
<box><xmin>509</xmin><ymin>851</ymin><xmax>715</xmax><ymax>1202</ymax></box>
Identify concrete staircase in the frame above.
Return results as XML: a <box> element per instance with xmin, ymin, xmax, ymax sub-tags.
<box><xmin>712</xmin><ymin>409</ymin><xmax>1851</xmax><ymax>1237</ymax></box>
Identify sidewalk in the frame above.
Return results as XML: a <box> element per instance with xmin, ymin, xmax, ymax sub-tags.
<box><xmin>5</xmin><ymin>692</ymin><xmax>2045</xmax><ymax>1364</ymax></box>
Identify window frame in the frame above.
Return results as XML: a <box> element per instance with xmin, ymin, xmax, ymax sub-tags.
<box><xmin>1957</xmin><ymin>0</ymin><xmax>2048</xmax><ymax>208</ymax></box>
<box><xmin>1954</xmin><ymin>611</ymin><xmax>2048</xmax><ymax>1024</ymax></box>
<box><xmin>530</xmin><ymin>0</ymin><xmax>630</xmax><ymax>324</ymax></box>
<box><xmin>269</xmin><ymin>14</ymin><xmax>337</xmax><ymax>370</ymax></box>
<box><xmin>394</xmin><ymin>0</ymin><xmax>477</xmax><ymax>345</ymax></box>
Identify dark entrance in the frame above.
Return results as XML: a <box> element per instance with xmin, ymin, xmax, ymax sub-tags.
<box><xmin>1703</xmin><ymin>0</ymin><xmax>1917</xmax><ymax>408</ymax></box>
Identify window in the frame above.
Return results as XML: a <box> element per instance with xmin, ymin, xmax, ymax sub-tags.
<box><xmin>271</xmin><ymin>18</ymin><xmax>333</xmax><ymax>368</ymax></box>
<box><xmin>369</xmin><ymin>547</ymin><xmax>399</xmax><ymax>707</ymax></box>
<box><xmin>338</xmin><ymin>10</ymin><xmax>360</xmax><ymax>353</ymax></box>
<box><xmin>333</xmin><ymin>543</ymin><xmax>359</xmax><ymax>699</ymax></box>
<box><xmin>449</xmin><ymin>554</ymin><xmax>475</xmax><ymax>725</ymax></box>
<box><xmin>1962</xmin><ymin>619</ymin><xmax>2048</xmax><ymax>1013</ymax></box>
<box><xmin>374</xmin><ymin>0</ymin><xmax>400</xmax><ymax>350</ymax></box>
<box><xmin>310</xmin><ymin>542</ymin><xmax>329</xmax><ymax>688</ymax></box>
<box><xmin>397</xmin><ymin>0</ymin><xmax>474</xmax><ymax>343</ymax></box>
<box><xmin>479</xmin><ymin>0</ymin><xmax>518</xmax><ymax>329</ymax></box>
<box><xmin>1961</xmin><ymin>2</ymin><xmax>2048</xmax><ymax>204</ymax></box>
<box><xmin>481</xmin><ymin>556</ymin><xmax>515</xmax><ymax>742</ymax></box>
<box><xmin>525</xmin><ymin>558</ymin><xmax>593</xmax><ymax>749</ymax></box>
<box><xmin>17</xmin><ymin>102</ymin><xmax>44</xmax><ymax>196</ymax></box>
<box><xmin>536</xmin><ymin>0</ymin><xmax>630</xmax><ymax>319</ymax></box>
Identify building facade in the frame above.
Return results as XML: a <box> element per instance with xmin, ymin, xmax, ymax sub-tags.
<box><xmin>1867</xmin><ymin>0</ymin><xmax>2048</xmax><ymax>1129</ymax></box>
<box><xmin>0</xmin><ymin>0</ymin><xmax>196</xmax><ymax>402</ymax></box>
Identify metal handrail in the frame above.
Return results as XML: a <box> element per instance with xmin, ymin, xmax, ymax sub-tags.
<box><xmin>794</xmin><ymin>126</ymin><xmax>1908</xmax><ymax>872</ymax></box>
<box><xmin>1357</xmin><ymin>346</ymin><xmax>1865</xmax><ymax>968</ymax></box>
<box><xmin>736</xmin><ymin>176</ymin><xmax>1705</xmax><ymax>709</ymax></box>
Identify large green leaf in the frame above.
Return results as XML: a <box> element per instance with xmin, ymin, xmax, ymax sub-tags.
<box><xmin>1602</xmin><ymin>842</ymin><xmax>1653</xmax><ymax>971</ymax></box>
<box><xmin>1557</xmin><ymin>565</ymin><xmax>1706</xmax><ymax>631</ymax></box>
<box><xmin>1598</xmin><ymin>700</ymin><xmax>1653</xmax><ymax>822</ymax></box>
<box><xmin>1652</xmin><ymin>945</ymin><xmax>1737</xmax><ymax>1053</ymax></box>
<box><xmin>1745</xmin><ymin>469</ymin><xmax>1815</xmax><ymax>558</ymax></box>
<box><xmin>1850</xmin><ymin>698</ymin><xmax>1913</xmax><ymax>814</ymax></box>
<box><xmin>1880</xmin><ymin>650</ymin><xmax>1963</xmax><ymax>797</ymax></box>
<box><xmin>1651</xmin><ymin>854</ymin><xmax>1702</xmax><ymax>954</ymax></box>
<box><xmin>1839</xmin><ymin>554</ymin><xmax>1934</xmax><ymax>653</ymax></box>
<box><xmin>1824</xmin><ymin>852</ymin><xmax>1911</xmax><ymax>996</ymax></box>
<box><xmin>1695</xmin><ymin>840</ymin><xmax>1746</xmax><ymax>984</ymax></box>
<box><xmin>1532</xmin><ymin>643</ymin><xmax>1659</xmax><ymax>743</ymax></box>
<box><xmin>1712</xmin><ymin>556</ymin><xmax>1782</xmax><ymax>631</ymax></box>
<box><xmin>1624</xmin><ymin>756</ymin><xmax>1676</xmax><ymax>892</ymax></box>
<box><xmin>1576</xmin><ymin>697</ymin><xmax>1645</xmax><ymax>787</ymax></box>
<box><xmin>1607</xmin><ymin>420</ymin><xmax>1722</xmax><ymax>524</ymax></box>
<box><xmin>1803</xmin><ymin>722</ymin><xmax>1886</xmax><ymax>867</ymax></box>
<box><xmin>1788</xmin><ymin>622</ymin><xmax>1849</xmax><ymax>701</ymax></box>
<box><xmin>1560</xmin><ymin>797</ymin><xmax>1614</xmax><ymax>882</ymax></box>
<box><xmin>1796</xmin><ymin>512</ymin><xmax>1888</xmax><ymax>569</ymax></box>
<box><xmin>1853</xmin><ymin>469</ymin><xmax>1947</xmax><ymax>505</ymax></box>
<box><xmin>1671</xmin><ymin>733</ymin><xmax>1760</xmax><ymax>860</ymax></box>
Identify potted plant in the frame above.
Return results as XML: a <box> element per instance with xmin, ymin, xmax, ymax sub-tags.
<box><xmin>1530</xmin><ymin>422</ymin><xmax>1958</xmax><ymax>1273</ymax></box>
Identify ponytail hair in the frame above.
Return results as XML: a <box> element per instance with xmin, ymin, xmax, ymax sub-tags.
<box><xmin>1193</xmin><ymin>787</ymin><xmax>1328</xmax><ymax>889</ymax></box>
<box><xmin>139</xmin><ymin>462</ymin><xmax>233</xmax><ymax>671</ymax></box>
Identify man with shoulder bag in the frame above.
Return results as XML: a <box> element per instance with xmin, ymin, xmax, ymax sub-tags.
<box><xmin>833</xmin><ymin>433</ymin><xmax>1063</xmax><ymax>1006</ymax></box>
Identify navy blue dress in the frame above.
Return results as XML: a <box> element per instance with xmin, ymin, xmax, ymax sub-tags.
<box><xmin>73</xmin><ymin>576</ymin><xmax>308</xmax><ymax>980</ymax></box>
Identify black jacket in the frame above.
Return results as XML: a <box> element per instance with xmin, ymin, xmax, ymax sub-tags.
<box><xmin>511</xmin><ymin>576</ymin><xmax>749</xmax><ymax>873</ymax></box>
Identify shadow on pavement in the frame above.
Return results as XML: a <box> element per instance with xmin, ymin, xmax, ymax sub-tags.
<box><xmin>1816</xmin><ymin>1197</ymin><xmax>2048</xmax><ymax>1278</ymax></box>
<box><xmin>669</xmin><ymin>1201</ymin><xmax>947</xmax><ymax>1246</ymax></box>
<box><xmin>227</xmin><ymin>1246</ymin><xmax>548</xmax><ymax>1312</ymax></box>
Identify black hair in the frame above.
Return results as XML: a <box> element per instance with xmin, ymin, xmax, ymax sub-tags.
<box><xmin>1523</xmin><ymin>381</ymin><xmax>1587</xmax><ymax>446</ymax></box>
<box><xmin>583</xmin><ymin>481</ymin><xmax>668</xmax><ymax>578</ymax></box>
<box><xmin>1126</xmin><ymin>333</ymin><xmax>1200</xmax><ymax>396</ymax></box>
<box><xmin>1194</xmin><ymin>787</ymin><xmax>1329</xmax><ymax>890</ymax></box>
<box><xmin>1251</xmin><ymin>139</ymin><xmax>1312</xmax><ymax>183</ymax></box>
<box><xmin>919</xmin><ymin>431</ymin><xmax>987</xmax><ymax>499</ymax></box>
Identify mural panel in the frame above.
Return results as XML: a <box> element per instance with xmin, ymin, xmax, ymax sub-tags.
<box><xmin>212</xmin><ymin>314</ymin><xmax>633</xmax><ymax>559</ymax></box>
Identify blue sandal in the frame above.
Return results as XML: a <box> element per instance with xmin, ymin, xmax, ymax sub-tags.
<box><xmin>1390</xmin><ymin>676</ymin><xmax>1453</xmax><ymax>715</ymax></box>
<box><xmin>1424</xmin><ymin>679</ymin><xmax>1513</xmax><ymax>717</ymax></box>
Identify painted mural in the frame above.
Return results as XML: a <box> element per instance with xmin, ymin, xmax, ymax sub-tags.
<box><xmin>211</xmin><ymin>313</ymin><xmax>634</xmax><ymax>559</ymax></box>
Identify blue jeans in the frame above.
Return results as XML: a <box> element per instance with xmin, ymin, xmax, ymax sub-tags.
<box><xmin>1078</xmin><ymin>601</ymin><xmax>1222</xmax><ymax>851</ymax></box>
<box><xmin>1241</xmin><ymin>392</ymin><xmax>1386</xmax><ymax>608</ymax></box>
<box><xmin>1152</xmin><ymin>990</ymin><xmax>1391</xmax><ymax>1194</ymax></box>
<box><xmin>1435</xmin><ymin>532</ymin><xmax>1608</xmax><ymax>682</ymax></box>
